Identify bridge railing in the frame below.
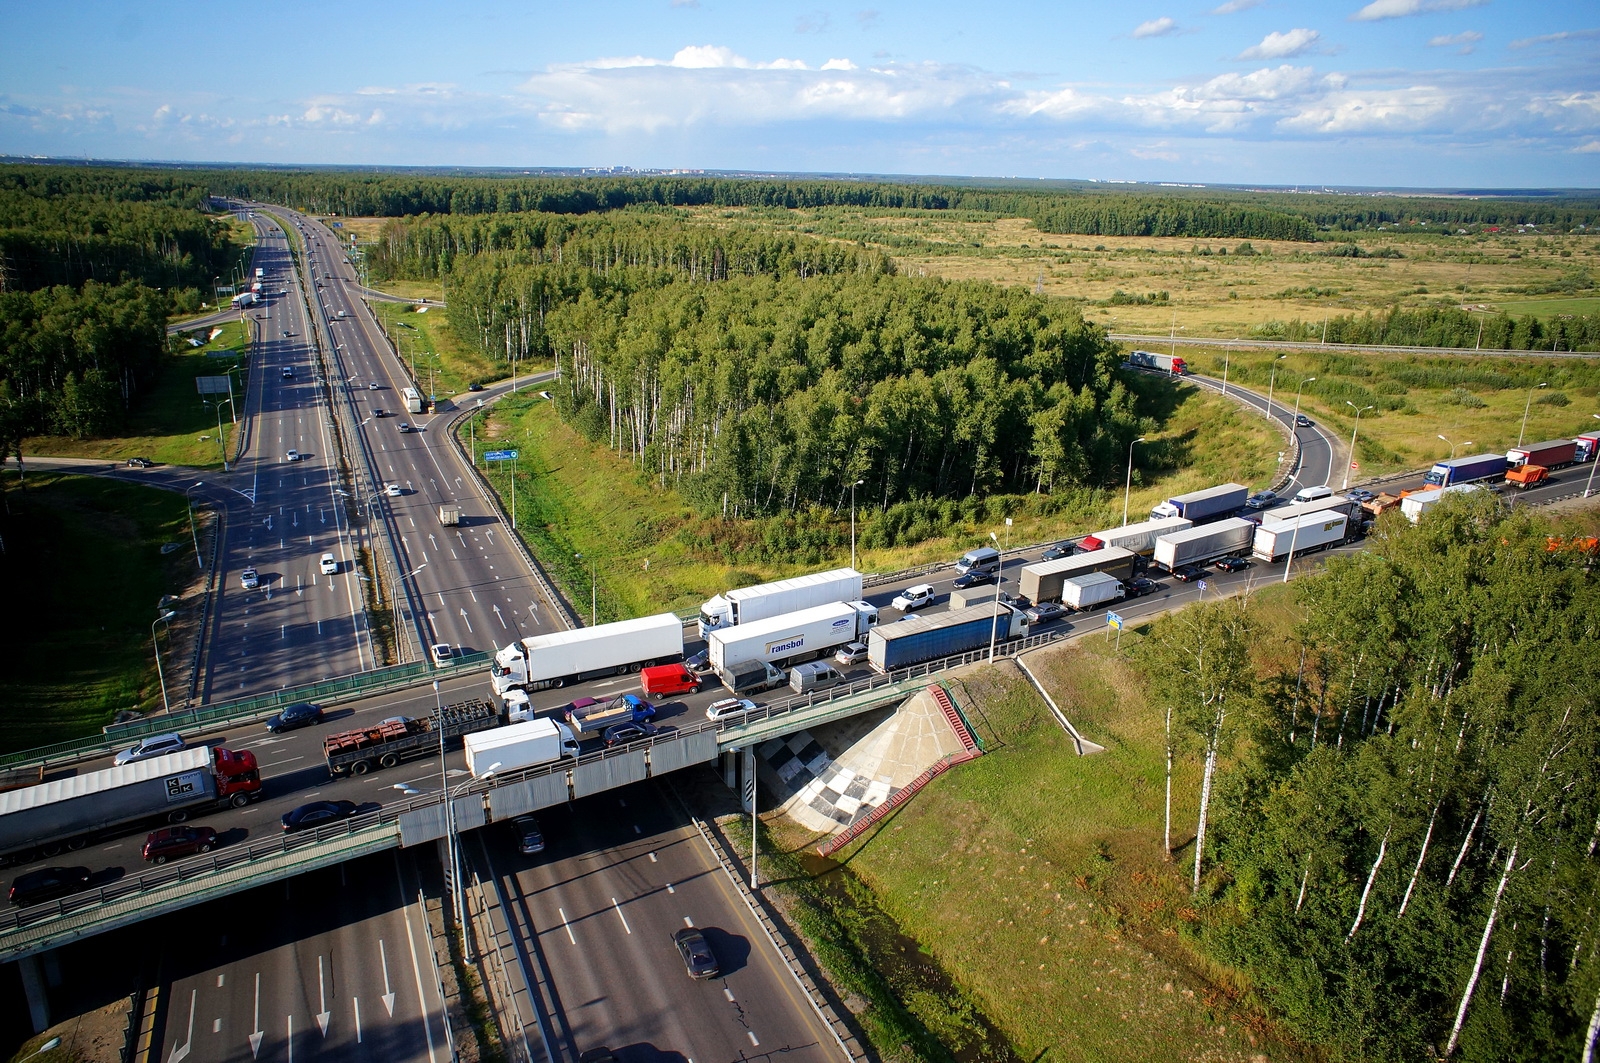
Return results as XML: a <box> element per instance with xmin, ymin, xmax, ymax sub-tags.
<box><xmin>0</xmin><ymin>652</ymin><xmax>491</xmax><ymax>772</ymax></box>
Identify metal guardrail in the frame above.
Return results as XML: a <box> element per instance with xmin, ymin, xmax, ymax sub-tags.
<box><xmin>0</xmin><ymin>653</ymin><xmax>490</xmax><ymax>772</ymax></box>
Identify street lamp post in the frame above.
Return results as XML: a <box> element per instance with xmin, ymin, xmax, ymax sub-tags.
<box><xmin>184</xmin><ymin>482</ymin><xmax>204</xmax><ymax>570</ymax></box>
<box><xmin>1584</xmin><ymin>414</ymin><xmax>1600</xmax><ymax>498</ymax></box>
<box><xmin>1437</xmin><ymin>435</ymin><xmax>1474</xmax><ymax>460</ymax></box>
<box><xmin>151</xmin><ymin>610</ymin><xmax>177</xmax><ymax>713</ymax></box>
<box><xmin>575</xmin><ymin>553</ymin><xmax>596</xmax><ymax>625</ymax></box>
<box><xmin>987</xmin><ymin>532</ymin><xmax>1003</xmax><ymax>663</ymax></box>
<box><xmin>1122</xmin><ymin>437</ymin><xmax>1146</xmax><ymax>527</ymax></box>
<box><xmin>1291</xmin><ymin>376</ymin><xmax>1317</xmax><ymax>432</ymax></box>
<box><xmin>850</xmin><ymin>479</ymin><xmax>865</xmax><ymax>571</ymax></box>
<box><xmin>1342</xmin><ymin>402</ymin><xmax>1374</xmax><ymax>491</ymax></box>
<box><xmin>1265</xmin><ymin>355</ymin><xmax>1288</xmax><ymax>424</ymax></box>
<box><xmin>1518</xmin><ymin>383</ymin><xmax>1547</xmax><ymax>448</ymax></box>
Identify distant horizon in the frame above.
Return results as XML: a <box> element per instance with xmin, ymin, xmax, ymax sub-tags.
<box><xmin>4</xmin><ymin>1</ymin><xmax>1596</xmax><ymax>188</ymax></box>
<box><xmin>5</xmin><ymin>154</ymin><xmax>1597</xmax><ymax>199</ymax></box>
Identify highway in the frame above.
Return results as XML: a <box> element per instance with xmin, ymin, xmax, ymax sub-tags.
<box><xmin>486</xmin><ymin>788</ymin><xmax>836</xmax><ymax>1063</ymax></box>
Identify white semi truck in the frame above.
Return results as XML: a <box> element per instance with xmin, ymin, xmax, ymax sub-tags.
<box><xmin>1152</xmin><ymin>518</ymin><xmax>1255</xmax><ymax>571</ymax></box>
<box><xmin>1077</xmin><ymin>516</ymin><xmax>1192</xmax><ymax>556</ymax></box>
<box><xmin>698</xmin><ymin>568</ymin><xmax>862</xmax><ymax>639</ymax></box>
<box><xmin>489</xmin><ymin>613</ymin><xmax>683</xmax><ymax>696</ymax></box>
<box><xmin>1252</xmin><ymin>513</ymin><xmax>1351</xmax><ymax>562</ymax></box>
<box><xmin>709</xmin><ymin>601</ymin><xmax>878</xmax><ymax>692</ymax></box>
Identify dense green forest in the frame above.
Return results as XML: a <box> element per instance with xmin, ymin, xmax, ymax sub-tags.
<box><xmin>1251</xmin><ymin>304</ymin><xmax>1600</xmax><ymax>352</ymax></box>
<box><xmin>1145</xmin><ymin>495</ymin><xmax>1600</xmax><ymax>1062</ymax></box>
<box><xmin>372</xmin><ymin>213</ymin><xmax>1143</xmax><ymax>513</ymax></box>
<box><xmin>193</xmin><ymin>165</ymin><xmax>1600</xmax><ymax>235</ymax></box>
<box><xmin>0</xmin><ymin>166</ymin><xmax>242</xmax><ymax>446</ymax></box>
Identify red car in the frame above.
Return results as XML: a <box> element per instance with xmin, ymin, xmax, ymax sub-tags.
<box><xmin>143</xmin><ymin>826</ymin><xmax>218</xmax><ymax>864</ymax></box>
<box><xmin>641</xmin><ymin>663</ymin><xmax>701</xmax><ymax>699</ymax></box>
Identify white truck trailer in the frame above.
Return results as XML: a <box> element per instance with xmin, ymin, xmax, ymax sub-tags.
<box><xmin>698</xmin><ymin>568</ymin><xmax>862</xmax><ymax>639</ymax></box>
<box><xmin>1400</xmin><ymin>483</ymin><xmax>1483</xmax><ymax>524</ymax></box>
<box><xmin>490</xmin><ymin>613</ymin><xmax>683</xmax><ymax>696</ymax></box>
<box><xmin>463</xmin><ymin>718</ymin><xmax>579</xmax><ymax>779</ymax></box>
<box><xmin>1252</xmin><ymin>513</ymin><xmax>1350</xmax><ymax>562</ymax></box>
<box><xmin>1152</xmin><ymin>517</ymin><xmax>1255</xmax><ymax>571</ymax></box>
<box><xmin>1077</xmin><ymin>516</ymin><xmax>1192</xmax><ymax>556</ymax></box>
<box><xmin>710</xmin><ymin>600</ymin><xmax>878</xmax><ymax>675</ymax></box>
<box><xmin>1061</xmin><ymin>571</ymin><xmax>1127</xmax><ymax>611</ymax></box>
<box><xmin>1260</xmin><ymin>495</ymin><xmax>1359</xmax><ymax>525</ymax></box>
<box><xmin>1019</xmin><ymin>547</ymin><xmax>1136</xmax><ymax>603</ymax></box>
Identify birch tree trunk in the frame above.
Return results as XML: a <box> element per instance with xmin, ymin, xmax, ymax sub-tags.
<box><xmin>1192</xmin><ymin>735</ymin><xmax>1218</xmax><ymax>893</ymax></box>
<box><xmin>1164</xmin><ymin>705</ymin><xmax>1173</xmax><ymax>860</ymax></box>
<box><xmin>1446</xmin><ymin>841</ymin><xmax>1518</xmax><ymax>1057</ymax></box>
<box><xmin>1581</xmin><ymin>977</ymin><xmax>1600</xmax><ymax>1063</ymax></box>
<box><xmin>1348</xmin><ymin>826</ymin><xmax>1389</xmax><ymax>940</ymax></box>
<box><xmin>1398</xmin><ymin>802</ymin><xmax>1439</xmax><ymax>918</ymax></box>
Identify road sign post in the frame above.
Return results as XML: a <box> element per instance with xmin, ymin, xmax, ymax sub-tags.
<box><xmin>484</xmin><ymin>450</ymin><xmax>520</xmax><ymax>528</ymax></box>
<box><xmin>1106</xmin><ymin>610</ymin><xmax>1124</xmax><ymax>651</ymax></box>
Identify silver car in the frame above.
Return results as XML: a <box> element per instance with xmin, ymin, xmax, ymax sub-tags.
<box><xmin>114</xmin><ymin>732</ymin><xmax>187</xmax><ymax>766</ymax></box>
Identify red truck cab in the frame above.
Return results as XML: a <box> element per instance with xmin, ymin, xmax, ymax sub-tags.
<box><xmin>213</xmin><ymin>747</ymin><xmax>263</xmax><ymax>806</ymax></box>
<box><xmin>641</xmin><ymin>663</ymin><xmax>701</xmax><ymax>699</ymax></box>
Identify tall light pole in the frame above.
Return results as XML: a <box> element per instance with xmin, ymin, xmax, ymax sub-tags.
<box><xmin>1518</xmin><ymin>382</ymin><xmax>1547</xmax><ymax>447</ymax></box>
<box><xmin>1220</xmin><ymin>344</ymin><xmax>1231</xmax><ymax>396</ymax></box>
<box><xmin>1265</xmin><ymin>354</ymin><xmax>1287</xmax><ymax>425</ymax></box>
<box><xmin>850</xmin><ymin>479</ymin><xmax>864</xmax><ymax>571</ymax></box>
<box><xmin>987</xmin><ymin>532</ymin><xmax>1003</xmax><ymax>663</ymax></box>
<box><xmin>1342</xmin><ymin>402</ymin><xmax>1374</xmax><ymax>490</ymax></box>
<box><xmin>575</xmin><ymin>552</ymin><xmax>596</xmax><ymax>625</ymax></box>
<box><xmin>1438</xmin><ymin>434</ymin><xmax>1474</xmax><ymax>460</ymax></box>
<box><xmin>1291</xmin><ymin>376</ymin><xmax>1317</xmax><ymax>433</ymax></box>
<box><xmin>1585</xmin><ymin>414</ymin><xmax>1600</xmax><ymax>498</ymax></box>
<box><xmin>151</xmin><ymin>610</ymin><xmax>177</xmax><ymax>713</ymax></box>
<box><xmin>184</xmin><ymin>482</ymin><xmax>204</xmax><ymax>569</ymax></box>
<box><xmin>1122</xmin><ymin>437</ymin><xmax>1146</xmax><ymax>527</ymax></box>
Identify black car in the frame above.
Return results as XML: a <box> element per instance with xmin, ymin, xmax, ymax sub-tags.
<box><xmin>468</xmin><ymin>383</ymin><xmax>485</xmax><ymax>392</ymax></box>
<box><xmin>1040</xmin><ymin>541</ymin><xmax>1075</xmax><ymax>561</ymax></box>
<box><xmin>125</xmin><ymin>457</ymin><xmax>153</xmax><ymax>468</ymax></box>
<box><xmin>684</xmin><ymin>649</ymin><xmax>713</xmax><ymax>674</ymax></box>
<box><xmin>9</xmin><ymin>866</ymin><xmax>91</xmax><ymax>907</ymax></box>
<box><xmin>281</xmin><ymin>800</ymin><xmax>358</xmax><ymax>833</ymax></box>
<box><xmin>951</xmin><ymin>569</ymin><xmax>1000</xmax><ymax>590</ymax></box>
<box><xmin>1215</xmin><ymin>556</ymin><xmax>1252</xmax><ymax>572</ymax></box>
<box><xmin>1171</xmin><ymin>564</ymin><xmax>1207</xmax><ymax>583</ymax></box>
<box><xmin>1295</xmin><ymin>414</ymin><xmax>1313</xmax><ymax>427</ymax></box>
<box><xmin>265</xmin><ymin>701</ymin><xmax>324</xmax><ymax>733</ymax></box>
<box><xmin>604</xmin><ymin>720</ymin><xmax>662</xmax><ymax>747</ymax></box>
<box><xmin>673</xmin><ymin>926</ymin><xmax>720</xmax><ymax>979</ymax></box>
<box><xmin>1123</xmin><ymin>576</ymin><xmax>1159</xmax><ymax>598</ymax></box>
<box><xmin>511</xmin><ymin>815</ymin><xmax>545</xmax><ymax>855</ymax></box>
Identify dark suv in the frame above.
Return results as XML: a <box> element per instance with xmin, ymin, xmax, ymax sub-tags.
<box><xmin>143</xmin><ymin>826</ymin><xmax>218</xmax><ymax>864</ymax></box>
<box><xmin>265</xmin><ymin>701</ymin><xmax>324</xmax><ymax>733</ymax></box>
<box><xmin>9</xmin><ymin>866</ymin><xmax>91</xmax><ymax>907</ymax></box>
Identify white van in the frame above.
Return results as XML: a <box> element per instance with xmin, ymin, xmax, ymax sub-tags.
<box><xmin>956</xmin><ymin>546</ymin><xmax>1002</xmax><ymax>575</ymax></box>
<box><xmin>1293</xmin><ymin>485</ymin><xmax>1333</xmax><ymax>504</ymax></box>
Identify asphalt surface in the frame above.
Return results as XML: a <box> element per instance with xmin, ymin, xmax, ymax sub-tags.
<box><xmin>485</xmin><ymin>786</ymin><xmax>835</xmax><ymax>1063</ymax></box>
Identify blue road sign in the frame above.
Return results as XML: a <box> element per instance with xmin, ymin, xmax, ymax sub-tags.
<box><xmin>483</xmin><ymin>449</ymin><xmax>519</xmax><ymax>462</ymax></box>
<box><xmin>1106</xmin><ymin>611</ymin><xmax>1123</xmax><ymax>630</ymax></box>
<box><xmin>1198</xmin><ymin>579</ymin><xmax>1208</xmax><ymax>591</ymax></box>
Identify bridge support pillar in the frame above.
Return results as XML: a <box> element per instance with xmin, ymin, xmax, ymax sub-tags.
<box><xmin>721</xmin><ymin>749</ymin><xmax>737</xmax><ymax>790</ymax></box>
<box><xmin>16</xmin><ymin>954</ymin><xmax>49</xmax><ymax>1033</ymax></box>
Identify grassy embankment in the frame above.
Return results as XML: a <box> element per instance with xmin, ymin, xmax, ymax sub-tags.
<box><xmin>465</xmin><ymin>380</ymin><xmax>1277</xmax><ymax>622</ymax></box>
<box><xmin>741</xmin><ymin>586</ymin><xmax>1312</xmax><ymax>1063</ymax></box>
<box><xmin>20</xmin><ymin>320</ymin><xmax>252</xmax><ymax>467</ymax></box>
<box><xmin>0</xmin><ymin>472</ymin><xmax>198</xmax><ymax>752</ymax></box>
<box><xmin>367</xmin><ymin>298</ymin><xmax>506</xmax><ymax>397</ymax></box>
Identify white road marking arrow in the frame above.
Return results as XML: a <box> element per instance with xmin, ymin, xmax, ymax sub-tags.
<box><xmin>265</xmin><ymin>515</ymin><xmax>273</xmax><ymax>531</ymax></box>
<box><xmin>379</xmin><ymin>939</ymin><xmax>396</xmax><ymax>1016</ymax></box>
<box><xmin>493</xmin><ymin>605</ymin><xmax>507</xmax><ymax>630</ymax></box>
<box><xmin>248</xmin><ymin>973</ymin><xmax>264</xmax><ymax>1058</ymax></box>
<box><xmin>316</xmin><ymin>955</ymin><xmax>331</xmax><ymax>1036</ymax></box>
<box><xmin>459</xmin><ymin>608</ymin><xmax>473</xmax><ymax>633</ymax></box>
<box><xmin>169</xmin><ymin>989</ymin><xmax>196</xmax><ymax>1063</ymax></box>
<box><xmin>291</xmin><ymin>511</ymin><xmax>299</xmax><ymax>528</ymax></box>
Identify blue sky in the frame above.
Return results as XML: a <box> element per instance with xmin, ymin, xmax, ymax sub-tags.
<box><xmin>2</xmin><ymin>0</ymin><xmax>1596</xmax><ymax>187</ymax></box>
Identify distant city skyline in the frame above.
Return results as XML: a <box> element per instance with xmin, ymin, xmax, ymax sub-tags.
<box><xmin>2</xmin><ymin>0</ymin><xmax>1596</xmax><ymax>188</ymax></box>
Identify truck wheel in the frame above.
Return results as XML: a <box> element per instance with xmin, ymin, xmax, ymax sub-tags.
<box><xmin>380</xmin><ymin>753</ymin><xmax>399</xmax><ymax>769</ymax></box>
<box><xmin>550</xmin><ymin>678</ymin><xmax>564</xmax><ymax>689</ymax></box>
<box><xmin>351</xmin><ymin>760</ymin><xmax>372</xmax><ymax>775</ymax></box>
<box><xmin>231</xmin><ymin>793</ymin><xmax>250</xmax><ymax>808</ymax></box>
<box><xmin>40</xmin><ymin>842</ymin><xmax>63</xmax><ymax>857</ymax></box>
<box><xmin>67</xmin><ymin>837</ymin><xmax>88</xmax><ymax>851</ymax></box>
<box><xmin>169</xmin><ymin>810</ymin><xmax>190</xmax><ymax>823</ymax></box>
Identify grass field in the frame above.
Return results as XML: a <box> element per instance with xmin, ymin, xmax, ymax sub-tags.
<box><xmin>21</xmin><ymin>321</ymin><xmax>253</xmax><ymax>467</ymax></box>
<box><xmin>0</xmin><ymin>472</ymin><xmax>197</xmax><ymax>753</ymax></box>
<box><xmin>368</xmin><ymin>300</ymin><xmax>507</xmax><ymax>396</ymax></box>
<box><xmin>470</xmin><ymin>382</ymin><xmax>1280</xmax><ymax>619</ymax></box>
<box><xmin>755</xmin><ymin>584</ymin><xmax>1311</xmax><ymax>1063</ymax></box>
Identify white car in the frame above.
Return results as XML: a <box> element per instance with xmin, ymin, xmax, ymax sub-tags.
<box><xmin>285</xmin><ymin>449</ymin><xmax>300</xmax><ymax>462</ymax></box>
<box><xmin>430</xmin><ymin>643</ymin><xmax>454</xmax><ymax>667</ymax></box>
<box><xmin>319</xmin><ymin>553</ymin><xmax>338</xmax><ymax>575</ymax></box>
<box><xmin>114</xmin><ymin>732</ymin><xmax>186</xmax><ymax>766</ymax></box>
<box><xmin>892</xmin><ymin>584</ymin><xmax>936</xmax><ymax>612</ymax></box>
<box><xmin>240</xmin><ymin>567</ymin><xmax>260</xmax><ymax>590</ymax></box>
<box><xmin>706</xmin><ymin>697</ymin><xmax>758</xmax><ymax>721</ymax></box>
<box><xmin>385</xmin><ymin>483</ymin><xmax>402</xmax><ymax>497</ymax></box>
<box><xmin>368</xmin><ymin>382</ymin><xmax>381</xmax><ymax>390</ymax></box>
<box><xmin>834</xmin><ymin>641</ymin><xmax>869</xmax><ymax>666</ymax></box>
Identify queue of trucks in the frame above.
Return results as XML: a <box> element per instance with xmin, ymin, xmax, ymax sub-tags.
<box><xmin>1020</xmin><ymin>547</ymin><xmax>1137</xmax><ymax>603</ymax></box>
<box><xmin>1253</xmin><ymin>513</ymin><xmax>1352</xmax><ymax>562</ymax></box>
<box><xmin>708</xmin><ymin>600</ymin><xmax>879</xmax><ymax>694</ymax></box>
<box><xmin>698</xmin><ymin>568</ymin><xmax>862</xmax><ymax>639</ymax></box>
<box><xmin>1152</xmin><ymin>518</ymin><xmax>1256</xmax><ymax>571</ymax></box>
<box><xmin>490</xmin><ymin>613</ymin><xmax>683</xmax><ymax>696</ymax></box>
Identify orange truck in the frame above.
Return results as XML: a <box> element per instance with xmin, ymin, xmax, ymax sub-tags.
<box><xmin>1505</xmin><ymin>464</ymin><xmax>1549</xmax><ymax>489</ymax></box>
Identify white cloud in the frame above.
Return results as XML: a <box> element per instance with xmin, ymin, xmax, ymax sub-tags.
<box><xmin>1278</xmin><ymin>84</ymin><xmax>1456</xmax><ymax>133</ymax></box>
<box><xmin>1210</xmin><ymin>0</ymin><xmax>1261</xmax><ymax>13</ymax></box>
<box><xmin>821</xmin><ymin>58</ymin><xmax>857</xmax><ymax>71</ymax></box>
<box><xmin>1574</xmin><ymin>139</ymin><xmax>1600</xmax><ymax>153</ymax></box>
<box><xmin>1132</xmin><ymin>17</ymin><xmax>1179</xmax><ymax>39</ymax></box>
<box><xmin>1237</xmin><ymin>28</ymin><xmax>1322</xmax><ymax>60</ymax></box>
<box><xmin>1509</xmin><ymin>28</ymin><xmax>1600</xmax><ymax>49</ymax></box>
<box><xmin>1427</xmin><ymin>30</ymin><xmax>1482</xmax><ymax>53</ymax></box>
<box><xmin>1350</xmin><ymin>0</ymin><xmax>1486</xmax><ymax>23</ymax></box>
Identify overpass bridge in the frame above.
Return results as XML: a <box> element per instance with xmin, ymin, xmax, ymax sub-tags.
<box><xmin>0</xmin><ymin>630</ymin><xmax>1066</xmax><ymax>966</ymax></box>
